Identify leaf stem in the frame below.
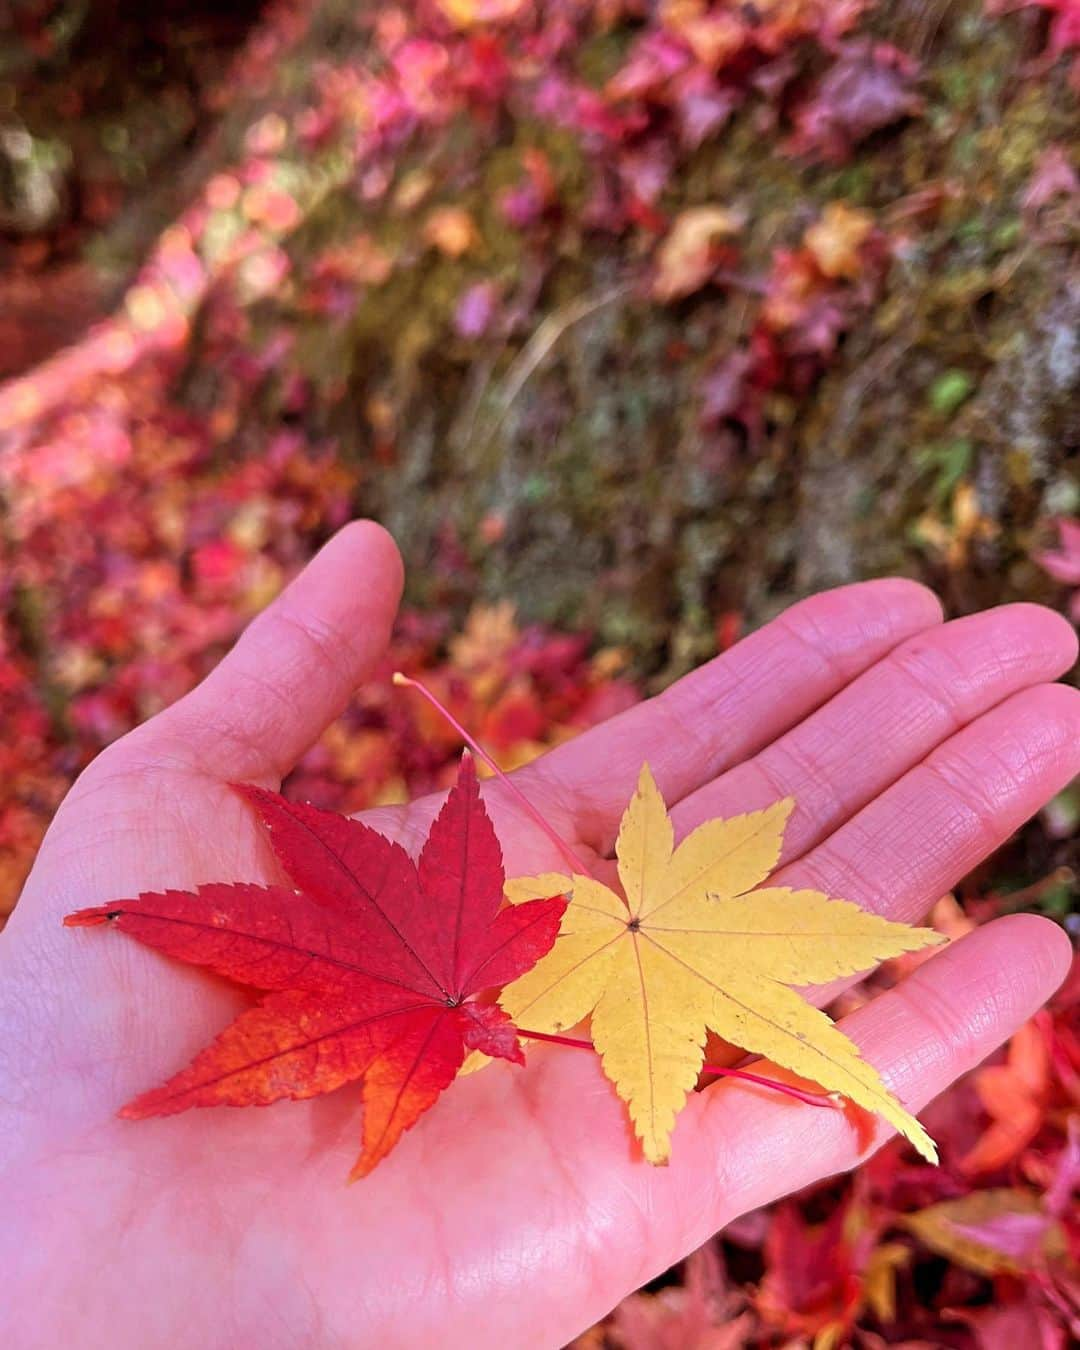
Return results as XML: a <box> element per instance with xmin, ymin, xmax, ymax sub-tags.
<box><xmin>392</xmin><ymin>671</ymin><xmax>592</xmax><ymax>877</ymax></box>
<box><xmin>516</xmin><ymin>1027</ymin><xmax>840</xmax><ymax>1111</ymax></box>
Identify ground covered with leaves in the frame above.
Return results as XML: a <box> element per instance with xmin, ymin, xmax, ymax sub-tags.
<box><xmin>1</xmin><ymin>0</ymin><xmax>1078</xmax><ymax>1344</ymax></box>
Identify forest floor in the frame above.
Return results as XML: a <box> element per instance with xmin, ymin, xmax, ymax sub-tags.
<box><xmin>1</xmin><ymin>1</ymin><xmax>1078</xmax><ymax>1344</ymax></box>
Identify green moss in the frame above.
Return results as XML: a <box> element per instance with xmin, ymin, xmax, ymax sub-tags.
<box><xmin>929</xmin><ymin>371</ymin><xmax>976</xmax><ymax>416</ymax></box>
<box><xmin>575</xmin><ymin>30</ymin><xmax>634</xmax><ymax>88</ymax></box>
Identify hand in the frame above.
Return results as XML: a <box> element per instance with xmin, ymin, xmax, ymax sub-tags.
<box><xmin>2</xmin><ymin>522</ymin><xmax>1077</xmax><ymax>1349</ymax></box>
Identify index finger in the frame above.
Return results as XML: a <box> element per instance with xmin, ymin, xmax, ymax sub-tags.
<box><xmin>522</xmin><ymin>579</ymin><xmax>943</xmax><ymax>848</ymax></box>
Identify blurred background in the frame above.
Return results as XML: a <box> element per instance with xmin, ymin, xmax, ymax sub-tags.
<box><xmin>0</xmin><ymin>0</ymin><xmax>1077</xmax><ymax>1343</ymax></box>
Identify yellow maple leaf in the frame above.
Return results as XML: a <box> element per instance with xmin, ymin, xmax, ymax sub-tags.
<box><xmin>500</xmin><ymin>764</ymin><xmax>943</xmax><ymax>1165</ymax></box>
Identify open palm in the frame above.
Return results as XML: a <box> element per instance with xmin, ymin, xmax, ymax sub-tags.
<box><xmin>2</xmin><ymin>522</ymin><xmax>1077</xmax><ymax>1350</ymax></box>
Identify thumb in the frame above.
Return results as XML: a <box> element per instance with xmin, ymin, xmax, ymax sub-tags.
<box><xmin>119</xmin><ymin>519</ymin><xmax>404</xmax><ymax>783</ymax></box>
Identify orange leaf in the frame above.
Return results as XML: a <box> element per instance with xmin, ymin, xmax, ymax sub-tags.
<box><xmin>959</xmin><ymin>1016</ymin><xmax>1051</xmax><ymax>1176</ymax></box>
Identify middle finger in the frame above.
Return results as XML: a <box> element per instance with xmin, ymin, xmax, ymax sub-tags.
<box><xmin>669</xmin><ymin>604</ymin><xmax>1076</xmax><ymax>864</ymax></box>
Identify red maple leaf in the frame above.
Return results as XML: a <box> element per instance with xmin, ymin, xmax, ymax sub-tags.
<box><xmin>64</xmin><ymin>756</ymin><xmax>566</xmax><ymax>1179</ymax></box>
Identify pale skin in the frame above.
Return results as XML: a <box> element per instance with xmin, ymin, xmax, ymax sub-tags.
<box><xmin>1</xmin><ymin>522</ymin><xmax>1078</xmax><ymax>1349</ymax></box>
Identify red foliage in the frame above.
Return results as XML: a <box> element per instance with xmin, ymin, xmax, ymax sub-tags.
<box><xmin>65</xmin><ymin>757</ymin><xmax>566</xmax><ymax>1178</ymax></box>
<box><xmin>786</xmin><ymin>39</ymin><xmax>923</xmax><ymax>163</ymax></box>
<box><xmin>699</xmin><ymin>200</ymin><xmax>889</xmax><ymax>439</ymax></box>
<box><xmin>989</xmin><ymin>0</ymin><xmax>1080</xmax><ymax>86</ymax></box>
<box><xmin>1036</xmin><ymin>518</ymin><xmax>1080</xmax><ymax>622</ymax></box>
<box><xmin>2</xmin><ymin>0</ymin><xmax>1078</xmax><ymax>1336</ymax></box>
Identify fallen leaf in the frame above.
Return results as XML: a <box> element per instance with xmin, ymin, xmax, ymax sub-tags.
<box><xmin>788</xmin><ymin>39</ymin><xmax>923</xmax><ymax>162</ymax></box>
<box><xmin>1035</xmin><ymin>516</ymin><xmax>1080</xmax><ymax>586</ymax></box>
<box><xmin>455</xmin><ymin>279</ymin><xmax>501</xmax><ymax>338</ymax></box>
<box><xmin>902</xmin><ymin>1188</ymin><xmax>1066</xmax><ymax>1276</ymax></box>
<box><xmin>947</xmin><ymin>1297</ymin><xmax>1067</xmax><ymax>1350</ymax></box>
<box><xmin>499</xmin><ymin>764</ymin><xmax>942</xmax><ymax>1164</ymax></box>
<box><xmin>756</xmin><ymin>1200</ymin><xmax>860</xmax><ymax>1342</ymax></box>
<box><xmin>65</xmin><ymin>756</ymin><xmax>566</xmax><ymax>1179</ymax></box>
<box><xmin>959</xmin><ymin>1016</ymin><xmax>1050</xmax><ymax>1176</ymax></box>
<box><xmin>435</xmin><ymin>0</ymin><xmax>526</xmax><ymax>29</ymax></box>
<box><xmin>449</xmin><ymin>598</ymin><xmax>519</xmax><ymax>674</ymax></box>
<box><xmin>423</xmin><ymin>205</ymin><xmax>480</xmax><ymax>258</ymax></box>
<box><xmin>862</xmin><ymin>1241</ymin><xmax>911</xmax><ymax>1325</ymax></box>
<box><xmin>653</xmin><ymin>205</ymin><xmax>743</xmax><ymax>302</ymax></box>
<box><xmin>661</xmin><ymin>3</ymin><xmax>746</xmax><ymax>71</ymax></box>
<box><xmin>1022</xmin><ymin>145</ymin><xmax>1080</xmax><ymax>216</ymax></box>
<box><xmin>1035</xmin><ymin>516</ymin><xmax>1080</xmax><ymax>623</ymax></box>
<box><xmin>804</xmin><ymin>202</ymin><xmax>875</xmax><ymax>280</ymax></box>
<box><xmin>610</xmin><ymin>1242</ymin><xmax>751</xmax><ymax>1350</ymax></box>
<box><xmin>914</xmin><ymin>481</ymin><xmax>999</xmax><ymax>571</ymax></box>
<box><xmin>1042</xmin><ymin>1115</ymin><xmax>1080</xmax><ymax>1217</ymax></box>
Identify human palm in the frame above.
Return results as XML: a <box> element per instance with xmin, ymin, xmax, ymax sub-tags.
<box><xmin>2</xmin><ymin>522</ymin><xmax>1078</xmax><ymax>1349</ymax></box>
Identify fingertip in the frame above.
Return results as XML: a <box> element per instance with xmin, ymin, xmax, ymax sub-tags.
<box><xmin>789</xmin><ymin>577</ymin><xmax>944</xmax><ymax>665</ymax></box>
<box><xmin>282</xmin><ymin>519</ymin><xmax>404</xmax><ymax>661</ymax></box>
<box><xmin>986</xmin><ymin>911</ymin><xmax>1075</xmax><ymax>995</ymax></box>
<box><xmin>917</xmin><ymin>912</ymin><xmax>1075</xmax><ymax>1025</ymax></box>
<box><xmin>864</xmin><ymin>576</ymin><xmax>945</xmax><ymax>628</ymax></box>
<box><xmin>993</xmin><ymin>601</ymin><xmax>1079</xmax><ymax>669</ymax></box>
<box><xmin>1025</xmin><ymin>679</ymin><xmax>1080</xmax><ymax>739</ymax></box>
<box><xmin>823</xmin><ymin>576</ymin><xmax>944</xmax><ymax>631</ymax></box>
<box><xmin>319</xmin><ymin>519</ymin><xmax>405</xmax><ymax>603</ymax></box>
